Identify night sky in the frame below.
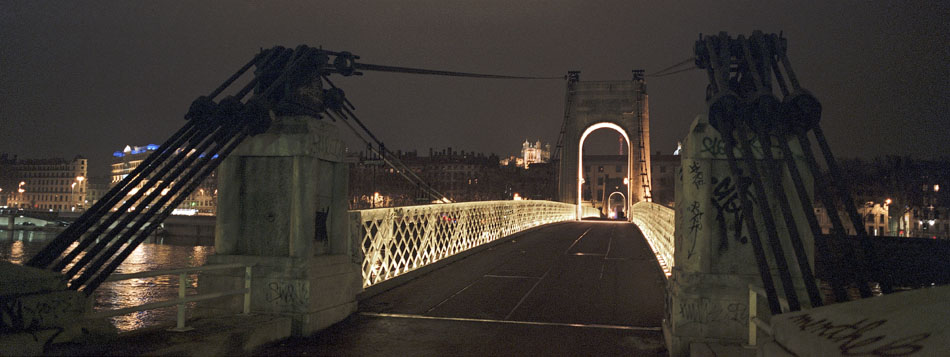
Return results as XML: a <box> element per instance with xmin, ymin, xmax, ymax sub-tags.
<box><xmin>2</xmin><ymin>1</ymin><xmax>948</xmax><ymax>177</ymax></box>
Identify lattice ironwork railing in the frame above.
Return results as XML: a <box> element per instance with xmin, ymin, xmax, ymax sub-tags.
<box><xmin>352</xmin><ymin>200</ymin><xmax>595</xmax><ymax>288</ymax></box>
<box><xmin>630</xmin><ymin>201</ymin><xmax>675</xmax><ymax>277</ymax></box>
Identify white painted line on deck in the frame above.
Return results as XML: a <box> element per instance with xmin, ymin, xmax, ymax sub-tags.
<box><xmin>564</xmin><ymin>227</ymin><xmax>593</xmax><ymax>254</ymax></box>
<box><xmin>425</xmin><ymin>279</ymin><xmax>479</xmax><ymax>314</ymax></box>
<box><xmin>360</xmin><ymin>312</ymin><xmax>662</xmax><ymax>332</ymax></box>
<box><xmin>504</xmin><ymin>265</ymin><xmax>552</xmax><ymax>320</ymax></box>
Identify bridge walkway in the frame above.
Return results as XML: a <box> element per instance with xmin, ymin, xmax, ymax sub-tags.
<box><xmin>257</xmin><ymin>221</ymin><xmax>669</xmax><ymax>355</ymax></box>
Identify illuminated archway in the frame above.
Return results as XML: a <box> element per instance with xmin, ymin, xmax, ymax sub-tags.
<box><xmin>577</xmin><ymin>122</ymin><xmax>633</xmax><ymax>220</ymax></box>
<box><xmin>607</xmin><ymin>191</ymin><xmax>626</xmax><ymax>219</ymax></box>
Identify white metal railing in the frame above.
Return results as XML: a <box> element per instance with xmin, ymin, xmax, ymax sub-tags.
<box><xmin>580</xmin><ymin>204</ymin><xmax>601</xmax><ymax>219</ymax></box>
<box><xmin>747</xmin><ymin>284</ymin><xmax>790</xmax><ymax>347</ymax></box>
<box><xmin>630</xmin><ymin>201</ymin><xmax>675</xmax><ymax>277</ymax></box>
<box><xmin>352</xmin><ymin>200</ymin><xmax>582</xmax><ymax>288</ymax></box>
<box><xmin>87</xmin><ymin>263</ymin><xmax>252</xmax><ymax>332</ymax></box>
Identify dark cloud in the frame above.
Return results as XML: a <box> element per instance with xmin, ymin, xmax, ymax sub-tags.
<box><xmin>2</xmin><ymin>1</ymin><xmax>948</xmax><ymax>176</ymax></box>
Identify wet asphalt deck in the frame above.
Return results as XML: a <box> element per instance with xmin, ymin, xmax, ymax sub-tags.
<box><xmin>257</xmin><ymin>220</ymin><xmax>669</xmax><ymax>356</ymax></box>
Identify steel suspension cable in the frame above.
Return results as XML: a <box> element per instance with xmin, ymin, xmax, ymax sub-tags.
<box><xmin>354</xmin><ymin>63</ymin><xmax>563</xmax><ymax>80</ymax></box>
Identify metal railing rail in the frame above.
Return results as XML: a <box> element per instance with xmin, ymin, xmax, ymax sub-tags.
<box><xmin>352</xmin><ymin>200</ymin><xmax>587</xmax><ymax>288</ymax></box>
<box><xmin>629</xmin><ymin>201</ymin><xmax>674</xmax><ymax>277</ymax></box>
<box><xmin>747</xmin><ymin>283</ymin><xmax>790</xmax><ymax>347</ymax></box>
<box><xmin>86</xmin><ymin>263</ymin><xmax>252</xmax><ymax>332</ymax></box>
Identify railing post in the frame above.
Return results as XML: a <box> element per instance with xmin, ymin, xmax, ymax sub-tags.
<box><xmin>169</xmin><ymin>272</ymin><xmax>194</xmax><ymax>332</ymax></box>
<box><xmin>748</xmin><ymin>286</ymin><xmax>757</xmax><ymax>346</ymax></box>
<box><xmin>243</xmin><ymin>265</ymin><xmax>252</xmax><ymax>315</ymax></box>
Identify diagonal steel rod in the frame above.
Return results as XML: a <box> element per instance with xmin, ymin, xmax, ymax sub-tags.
<box><xmin>738</xmin><ymin>37</ymin><xmax>822</xmax><ymax>308</ymax></box>
<box><xmin>722</xmin><ymin>125</ymin><xmax>783</xmax><ymax>314</ymax></box>
<box><xmin>734</xmin><ymin>126</ymin><xmax>802</xmax><ymax>311</ymax></box>
<box><xmin>749</xmin><ymin>118</ymin><xmax>823</xmax><ymax>307</ymax></box>
<box><xmin>63</xmin><ymin>120</ymin><xmax>227</xmax><ymax>279</ymax></box>
<box><xmin>812</xmin><ymin>126</ymin><xmax>877</xmax><ymax>297</ymax></box>
<box><xmin>28</xmin><ymin>120</ymin><xmax>202</xmax><ymax>269</ymax></box>
<box><xmin>80</xmin><ymin>128</ymin><xmax>250</xmax><ymax>293</ymax></box>
<box><xmin>54</xmin><ymin>118</ymin><xmax>218</xmax><ymax>273</ymax></box>
<box><xmin>777</xmin><ymin>132</ymin><xmax>848</xmax><ymax>302</ymax></box>
<box><xmin>70</xmin><ymin>120</ymin><xmax>238</xmax><ymax>289</ymax></box>
<box><xmin>794</xmin><ymin>131</ymin><xmax>872</xmax><ymax>298</ymax></box>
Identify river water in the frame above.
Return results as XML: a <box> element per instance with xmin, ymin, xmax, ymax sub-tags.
<box><xmin>0</xmin><ymin>229</ymin><xmax>214</xmax><ymax>332</ymax></box>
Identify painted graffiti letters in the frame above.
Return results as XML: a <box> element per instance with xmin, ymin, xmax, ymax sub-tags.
<box><xmin>266</xmin><ymin>281</ymin><xmax>309</xmax><ymax>306</ymax></box>
<box><xmin>788</xmin><ymin>313</ymin><xmax>930</xmax><ymax>356</ymax></box>
<box><xmin>700</xmin><ymin>136</ymin><xmax>726</xmax><ymax>157</ymax></box>
<box><xmin>0</xmin><ymin>293</ymin><xmax>81</xmax><ymax>331</ymax></box>
<box><xmin>710</xmin><ymin>176</ymin><xmax>753</xmax><ymax>253</ymax></box>
<box><xmin>677</xmin><ymin>298</ymin><xmax>747</xmax><ymax>326</ymax></box>
<box><xmin>688</xmin><ymin>161</ymin><xmax>704</xmax><ymax>189</ymax></box>
<box><xmin>687</xmin><ymin>201</ymin><xmax>703</xmax><ymax>258</ymax></box>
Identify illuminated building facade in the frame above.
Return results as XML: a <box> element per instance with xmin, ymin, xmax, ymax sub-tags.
<box><xmin>111</xmin><ymin>144</ymin><xmax>218</xmax><ymax>215</ymax></box>
<box><xmin>3</xmin><ymin>155</ymin><xmax>88</xmax><ymax>212</ymax></box>
<box><xmin>500</xmin><ymin>140</ymin><xmax>551</xmax><ymax>169</ymax></box>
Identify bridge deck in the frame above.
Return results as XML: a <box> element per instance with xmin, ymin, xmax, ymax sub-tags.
<box><xmin>257</xmin><ymin>221</ymin><xmax>668</xmax><ymax>355</ymax></box>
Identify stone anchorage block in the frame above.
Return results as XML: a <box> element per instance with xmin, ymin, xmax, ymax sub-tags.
<box><xmin>669</xmin><ymin>115</ymin><xmax>820</xmax><ymax>355</ymax></box>
<box><xmin>0</xmin><ymin>262</ymin><xmax>112</xmax><ymax>356</ymax></box>
<box><xmin>198</xmin><ymin>254</ymin><xmax>361</xmax><ymax>337</ymax></box>
<box><xmin>668</xmin><ymin>272</ymin><xmax>756</xmax><ymax>343</ymax></box>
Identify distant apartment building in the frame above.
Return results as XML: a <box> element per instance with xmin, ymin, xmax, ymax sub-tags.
<box><xmin>651</xmin><ymin>152</ymin><xmax>679</xmax><ymax>207</ymax></box>
<box><xmin>0</xmin><ymin>154</ymin><xmax>16</xmax><ymax>207</ymax></box>
<box><xmin>2</xmin><ymin>154</ymin><xmax>88</xmax><ymax>212</ymax></box>
<box><xmin>814</xmin><ymin>157</ymin><xmax>949</xmax><ymax>239</ymax></box>
<box><xmin>111</xmin><ymin>144</ymin><xmax>217</xmax><ymax>215</ymax></box>
<box><xmin>349</xmin><ymin>147</ymin><xmax>503</xmax><ymax>209</ymax></box>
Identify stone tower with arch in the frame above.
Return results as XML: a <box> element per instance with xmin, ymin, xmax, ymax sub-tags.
<box><xmin>556</xmin><ymin>71</ymin><xmax>652</xmax><ymax>219</ymax></box>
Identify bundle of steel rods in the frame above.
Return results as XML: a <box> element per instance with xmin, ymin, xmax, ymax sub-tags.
<box><xmin>25</xmin><ymin>46</ymin><xmax>322</xmax><ymax>294</ymax></box>
<box><xmin>695</xmin><ymin>31</ymin><xmax>876</xmax><ymax>314</ymax></box>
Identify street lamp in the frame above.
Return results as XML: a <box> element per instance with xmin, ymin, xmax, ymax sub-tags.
<box><xmin>17</xmin><ymin>182</ymin><xmax>25</xmax><ymax>209</ymax></box>
<box><xmin>75</xmin><ymin>176</ymin><xmax>85</xmax><ymax>210</ymax></box>
<box><xmin>70</xmin><ymin>182</ymin><xmax>77</xmax><ymax>212</ymax></box>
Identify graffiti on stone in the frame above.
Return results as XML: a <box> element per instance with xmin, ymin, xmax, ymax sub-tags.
<box><xmin>266</xmin><ymin>281</ymin><xmax>309</xmax><ymax>306</ymax></box>
<box><xmin>686</xmin><ymin>200</ymin><xmax>703</xmax><ymax>259</ymax></box>
<box><xmin>700</xmin><ymin>136</ymin><xmax>726</xmax><ymax>157</ymax></box>
<box><xmin>788</xmin><ymin>313</ymin><xmax>930</xmax><ymax>356</ymax></box>
<box><xmin>710</xmin><ymin>175</ymin><xmax>754</xmax><ymax>254</ymax></box>
<box><xmin>677</xmin><ymin>297</ymin><xmax>747</xmax><ymax>327</ymax></box>
<box><xmin>0</xmin><ymin>292</ymin><xmax>82</xmax><ymax>349</ymax></box>
<box><xmin>688</xmin><ymin>161</ymin><xmax>704</xmax><ymax>189</ymax></box>
<box><xmin>0</xmin><ymin>293</ymin><xmax>81</xmax><ymax>331</ymax></box>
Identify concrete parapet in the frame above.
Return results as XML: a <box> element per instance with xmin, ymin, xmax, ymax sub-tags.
<box><xmin>765</xmin><ymin>285</ymin><xmax>949</xmax><ymax>356</ymax></box>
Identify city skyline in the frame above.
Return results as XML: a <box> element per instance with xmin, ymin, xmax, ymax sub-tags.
<box><xmin>2</xmin><ymin>2</ymin><xmax>949</xmax><ymax>176</ymax></box>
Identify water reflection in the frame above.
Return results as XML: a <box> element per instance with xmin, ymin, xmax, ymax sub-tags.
<box><xmin>0</xmin><ymin>230</ymin><xmax>214</xmax><ymax>332</ymax></box>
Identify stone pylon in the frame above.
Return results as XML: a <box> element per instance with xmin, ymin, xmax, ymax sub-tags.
<box><xmin>200</xmin><ymin>115</ymin><xmax>359</xmax><ymax>337</ymax></box>
<box><xmin>666</xmin><ymin>115</ymin><xmax>816</xmax><ymax>355</ymax></box>
<box><xmin>557</xmin><ymin>78</ymin><xmax>651</xmax><ymax>218</ymax></box>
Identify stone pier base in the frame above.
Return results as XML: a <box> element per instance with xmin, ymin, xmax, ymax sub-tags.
<box><xmin>200</xmin><ymin>254</ymin><xmax>360</xmax><ymax>336</ymax></box>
